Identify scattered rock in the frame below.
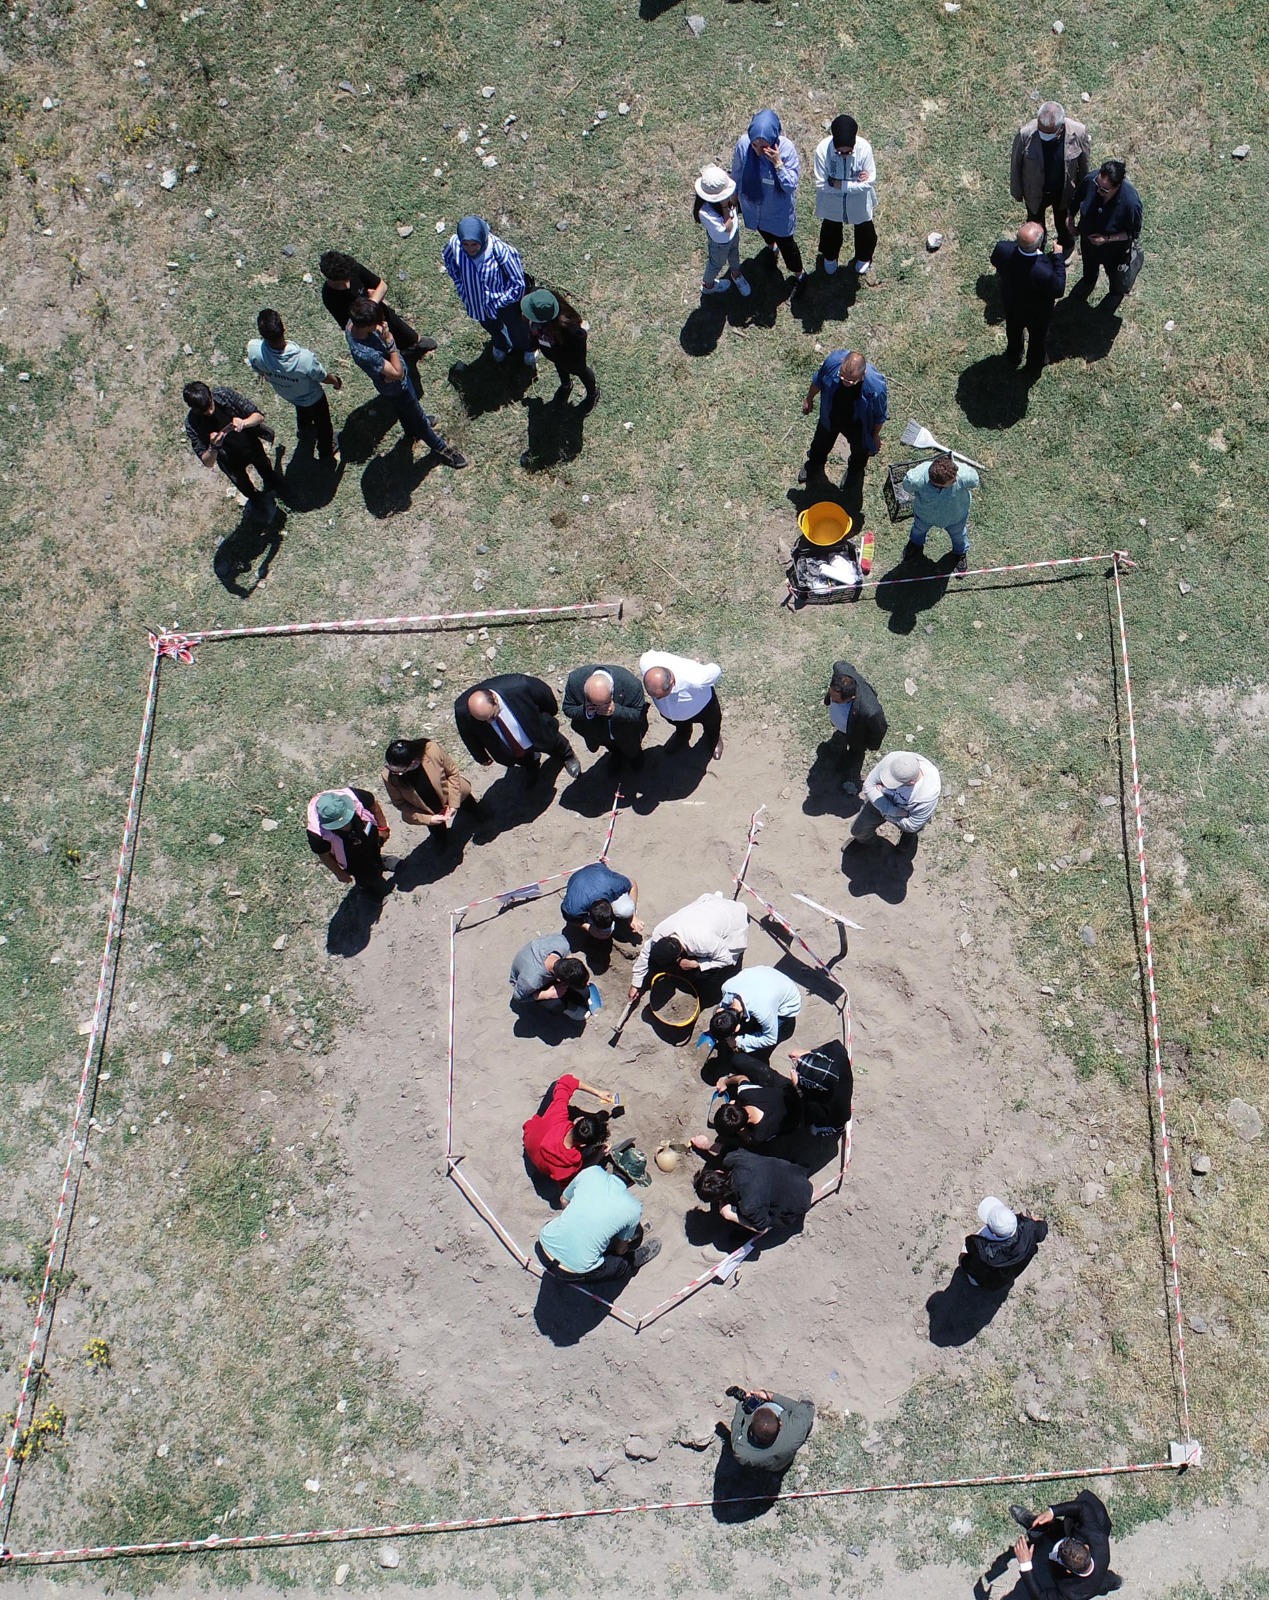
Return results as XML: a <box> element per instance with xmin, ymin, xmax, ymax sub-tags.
<box><xmin>618</xmin><ymin>102</ymin><xmax>630</xmax><ymax>115</ymax></box>
<box><xmin>304</xmin><ymin>1478</ymin><xmax>320</xmax><ymax>1492</ymax></box>
<box><xmin>272</xmin><ymin>934</ymin><xmax>287</xmax><ymax>951</ymax></box>
<box><xmin>1187</xmin><ymin>1313</ymin><xmax>1209</xmax><ymax>1334</ymax></box>
<box><xmin>1081</xmin><ymin>91</ymin><xmax>1091</xmax><ymax>101</ymax></box>
<box><xmin>481</xmin><ymin>85</ymin><xmax>496</xmax><ymax>98</ymax></box>
<box><xmin>260</xmin><ymin>817</ymin><xmax>279</xmax><ymax>831</ymax></box>
<box><xmin>1097</xmin><ymin>795</ymin><xmax>1118</xmax><ymax>808</ymax></box>
<box><xmin>589</xmin><ymin>1456</ymin><xmax>616</xmax><ymax>1481</ymax></box>
<box><xmin>1226</xmin><ymin>1099</ymin><xmax>1262</xmax><ymax>1142</ymax></box>
<box><xmin>926</xmin><ymin>232</ymin><xmax>944</xmax><ymax>251</ymax></box>
<box><xmin>160</xmin><ymin>168</ymin><xmax>180</xmax><ymax>190</ymax></box>
<box><xmin>1078</xmin><ymin>925</ymin><xmax>1097</xmax><ymax>947</ymax></box>
<box><xmin>334</xmin><ymin>1565</ymin><xmax>350</xmax><ymax>1587</ymax></box>
<box><xmin>1231</xmin><ymin>144</ymin><xmax>1251</xmax><ymax>160</ymax></box>
<box><xmin>556</xmin><ymin>219</ymin><xmax>569</xmax><ymax>232</ymax></box>
<box><xmin>156</xmin><ymin>1442</ymin><xmax>170</xmax><ymax>1457</ymax></box>
<box><xmin>944</xmin><ymin>3</ymin><xmax>960</xmax><ymax>11</ymax></box>
<box><xmin>481</xmin><ymin>154</ymin><xmax>498</xmax><ymax>168</ymax></box>
<box><xmin>904</xmin><ymin>677</ymin><xmax>918</xmax><ymax>697</ymax></box>
<box><xmin>1080</xmin><ymin>1182</ymin><xmax>1103</xmax><ymax>1206</ymax></box>
<box><xmin>625</xmin><ymin>1434</ymin><xmax>660</xmax><ymax>1461</ymax></box>
<box><xmin>1052</xmin><ymin>18</ymin><xmax>1065</xmax><ymax>32</ymax></box>
<box><xmin>676</xmin><ymin>1426</ymin><xmax>714</xmax><ymax>1451</ymax></box>
<box><xmin>861</xmin><ymin>1433</ymin><xmax>884</xmax><ymax>1454</ymax></box>
<box><xmin>378</xmin><ymin>1545</ymin><xmax>400</xmax><ymax>1569</ymax></box>
<box><xmin>1104</xmin><ymin>1161</ymin><xmax>1116</xmax><ymax>1176</ymax></box>
<box><xmin>958</xmin><ymin>928</ymin><xmax>973</xmax><ymax>949</ymax></box>
<box><xmin>686</xmin><ymin>13</ymin><xmax>706</xmax><ymax>35</ymax></box>
<box><xmin>1190</xmin><ymin>1153</ymin><xmax>1211</xmax><ymax>1175</ymax></box>
<box><xmin>396</xmin><ymin>223</ymin><xmax>414</xmax><ymax>238</ymax></box>
<box><xmin>1078</xmin><ymin>847</ymin><xmax>1094</xmax><ymax>863</ymax></box>
<box><xmin>338</xmin><ymin>80</ymin><xmax>356</xmax><ymax>94</ymax></box>
<box><xmin>1178</xmin><ymin>579</ymin><xmax>1193</xmax><ymax>594</ymax></box>
<box><xmin>207</xmin><ymin>832</ymin><xmax>225</xmax><ymax>845</ymax></box>
<box><xmin>948</xmin><ymin>1516</ymin><xmax>974</xmax><ymax>1534</ymax></box>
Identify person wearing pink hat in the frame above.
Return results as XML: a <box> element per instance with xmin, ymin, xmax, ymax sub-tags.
<box><xmin>693</xmin><ymin>164</ymin><xmax>751</xmax><ymax>299</ymax></box>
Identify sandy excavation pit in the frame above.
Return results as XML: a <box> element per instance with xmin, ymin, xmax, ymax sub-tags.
<box><xmin>323</xmin><ymin>727</ymin><xmax>1082</xmax><ymax>1474</ymax></box>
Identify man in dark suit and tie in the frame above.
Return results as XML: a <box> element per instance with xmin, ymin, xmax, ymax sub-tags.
<box><xmin>454</xmin><ymin>674</ymin><xmax>581</xmax><ymax>781</ymax></box>
<box><xmin>1008</xmin><ymin>1489</ymin><xmax>1121</xmax><ymax>1598</ymax></box>
<box><xmin>561</xmin><ymin>664</ymin><xmax>649</xmax><ymax>772</ymax></box>
<box><xmin>990</xmin><ymin>221</ymin><xmax>1067</xmax><ymax>372</ymax></box>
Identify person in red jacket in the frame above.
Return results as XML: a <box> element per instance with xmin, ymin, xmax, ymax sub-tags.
<box><xmin>523</xmin><ymin>1075</ymin><xmax>618</xmax><ymax>1183</ymax></box>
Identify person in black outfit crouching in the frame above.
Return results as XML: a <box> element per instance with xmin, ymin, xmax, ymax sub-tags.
<box><xmin>1007</xmin><ymin>1489</ymin><xmax>1122</xmax><ymax>1597</ymax></box>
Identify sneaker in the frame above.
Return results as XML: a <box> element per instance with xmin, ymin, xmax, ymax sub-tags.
<box><xmin>823</xmin><ymin>259</ymin><xmax>839</xmax><ymax>276</ymax></box>
<box><xmin>563</xmin><ymin>755</ymin><xmax>582</xmax><ymax>779</ymax></box>
<box><xmin>734</xmin><ymin>275</ymin><xmax>752</xmax><ymax>297</ymax></box>
<box><xmin>632</xmin><ymin>1236</ymin><xmax>662</xmax><ymax>1270</ymax></box>
<box><xmin>580</xmin><ymin>387</ymin><xmax>600</xmax><ymax>413</ymax></box>
<box><xmin>712</xmin><ymin>738</ymin><xmax>724</xmax><ymax>761</ymax></box>
<box><xmin>703</xmin><ymin>279</ymin><xmax>731</xmax><ymax>295</ymax></box>
<box><xmin>1008</xmin><ymin>1506</ymin><xmax>1035</xmax><ymax>1531</ymax></box>
<box><xmin>854</xmin><ymin>259</ymin><xmax>872</xmax><ymax>274</ymax></box>
<box><xmin>490</xmin><ymin>345</ymin><xmax>508</xmax><ymax>363</ymax></box>
<box><xmin>790</xmin><ymin>272</ymin><xmax>809</xmax><ymax>300</ymax></box>
<box><xmin>523</xmin><ymin>350</ymin><xmax>539</xmax><ymax>367</ymax></box>
<box><xmin>437</xmin><ymin>446</ymin><xmax>469</xmax><ymax>469</ymax></box>
<box><xmin>953</xmin><ymin>553</ymin><xmax>969</xmax><ymax>576</ymax></box>
<box><xmin>408</xmin><ymin>336</ymin><xmax>439</xmax><ymax>355</ymax></box>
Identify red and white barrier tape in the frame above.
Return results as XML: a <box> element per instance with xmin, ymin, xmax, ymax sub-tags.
<box><xmin>0</xmin><ymin>640</ymin><xmax>164</xmax><ymax>1535</ymax></box>
<box><xmin>1109</xmin><ymin>558</ymin><xmax>1191</xmax><ymax>1441</ymax></box>
<box><xmin>0</xmin><ymin>1459</ymin><xmax>1187</xmax><ymax>1566</ymax></box>
<box><xmin>159</xmin><ymin>600</ymin><xmax>623</xmax><ymax>648</ymax></box>
<box><xmin>731</xmin><ymin>875</ymin><xmax>853</xmax><ymax>1057</ymax></box>
<box><xmin>857</xmin><ymin>550</ymin><xmax>1119</xmax><ymax>594</ymax></box>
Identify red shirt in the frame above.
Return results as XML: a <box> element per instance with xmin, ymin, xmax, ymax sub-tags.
<box><xmin>523</xmin><ymin>1075</ymin><xmax>582</xmax><ymax>1181</ymax></box>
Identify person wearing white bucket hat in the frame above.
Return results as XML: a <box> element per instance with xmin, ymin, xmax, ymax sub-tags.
<box><xmin>960</xmin><ymin>1195</ymin><xmax>1049</xmax><ymax>1291</ymax></box>
<box><xmin>849</xmin><ymin>749</ymin><xmax>942</xmax><ymax>852</ymax></box>
<box><xmin>693</xmin><ymin>164</ymin><xmax>751</xmax><ymax>298</ymax></box>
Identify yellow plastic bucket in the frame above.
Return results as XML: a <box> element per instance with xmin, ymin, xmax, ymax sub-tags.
<box><xmin>797</xmin><ymin>501</ymin><xmax>853</xmax><ymax>548</ymax></box>
<box><xmin>649</xmin><ymin>974</ymin><xmax>701</xmax><ymax>1030</ymax></box>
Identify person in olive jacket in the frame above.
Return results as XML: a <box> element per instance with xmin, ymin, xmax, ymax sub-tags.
<box><xmin>727</xmin><ymin>1388</ymin><xmax>815</xmax><ymax>1473</ymax></box>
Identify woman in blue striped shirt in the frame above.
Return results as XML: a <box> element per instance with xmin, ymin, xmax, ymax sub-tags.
<box><xmin>442</xmin><ymin>215</ymin><xmax>537</xmax><ymax>367</ymax></box>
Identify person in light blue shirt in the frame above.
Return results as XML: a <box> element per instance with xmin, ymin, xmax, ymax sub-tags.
<box><xmin>729</xmin><ymin>109</ymin><xmax>808</xmax><ymax>298</ymax></box>
<box><xmin>710</xmin><ymin>966</ymin><xmax>802</xmax><ymax>1056</ymax></box>
<box><xmin>901</xmin><ymin>453</ymin><xmax>980</xmax><ymax>574</ymax></box>
<box><xmin>537</xmin><ymin>1159</ymin><xmax>659</xmax><ymax>1284</ymax></box>
<box><xmin>247</xmin><ymin>308</ymin><xmax>342</xmax><ymax>462</ymax></box>
<box><xmin>561</xmin><ymin>861</ymin><xmax>641</xmax><ymax>941</ymax></box>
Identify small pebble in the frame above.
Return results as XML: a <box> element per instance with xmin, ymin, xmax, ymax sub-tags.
<box><xmin>1052</xmin><ymin>18</ymin><xmax>1064</xmax><ymax>33</ymax></box>
<box><xmin>481</xmin><ymin>85</ymin><xmax>496</xmax><ymax>98</ymax></box>
<box><xmin>334</xmin><ymin>1565</ymin><xmax>350</xmax><ymax>1587</ymax></box>
<box><xmin>926</xmin><ymin>232</ymin><xmax>944</xmax><ymax>251</ymax></box>
<box><xmin>1190</xmin><ymin>1153</ymin><xmax>1212</xmax><ymax>1175</ymax></box>
<box><xmin>1231</xmin><ymin>144</ymin><xmax>1251</xmax><ymax>160</ymax></box>
<box><xmin>379</xmin><ymin>1545</ymin><xmax>400</xmax><ymax>1569</ymax></box>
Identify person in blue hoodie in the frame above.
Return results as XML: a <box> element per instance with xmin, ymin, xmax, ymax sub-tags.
<box><xmin>729</xmin><ymin>109</ymin><xmax>808</xmax><ymax>299</ymax></box>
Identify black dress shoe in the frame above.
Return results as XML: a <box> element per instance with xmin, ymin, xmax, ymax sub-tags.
<box><xmin>1008</xmin><ymin>1505</ymin><xmax>1035</xmax><ymax>1530</ymax></box>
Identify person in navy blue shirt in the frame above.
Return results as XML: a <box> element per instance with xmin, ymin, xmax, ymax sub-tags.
<box><xmin>797</xmin><ymin>348</ymin><xmax>888</xmax><ymax>488</ymax></box>
<box><xmin>990</xmin><ymin>221</ymin><xmax>1067</xmax><ymax>371</ymax></box>
<box><xmin>1071</xmin><ymin>159</ymin><xmax>1142</xmax><ymax>314</ymax></box>
<box><xmin>561</xmin><ymin>861</ymin><xmax>642</xmax><ymax>941</ymax></box>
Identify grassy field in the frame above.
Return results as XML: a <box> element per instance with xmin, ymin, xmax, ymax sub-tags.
<box><xmin>1</xmin><ymin>0</ymin><xmax>1267</xmax><ymax>1587</ymax></box>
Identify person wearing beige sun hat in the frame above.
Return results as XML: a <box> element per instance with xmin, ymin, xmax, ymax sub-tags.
<box><xmin>693</xmin><ymin>164</ymin><xmax>751</xmax><ymax>299</ymax></box>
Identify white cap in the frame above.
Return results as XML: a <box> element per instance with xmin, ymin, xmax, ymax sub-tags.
<box><xmin>978</xmin><ymin>1196</ymin><xmax>1018</xmax><ymax>1237</ymax></box>
<box><xmin>885</xmin><ymin>751</ymin><xmax>921</xmax><ymax>785</ymax></box>
<box><xmin>695</xmin><ymin>163</ymin><xmax>737</xmax><ymax>203</ymax></box>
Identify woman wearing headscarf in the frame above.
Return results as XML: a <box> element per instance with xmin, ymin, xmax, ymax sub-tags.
<box><xmin>442</xmin><ymin>215</ymin><xmax>538</xmax><ymax>366</ymax></box>
<box><xmin>521</xmin><ymin>287</ymin><xmax>598</xmax><ymax>411</ymax></box>
<box><xmin>729</xmin><ymin>109</ymin><xmax>807</xmax><ymax>298</ymax></box>
<box><xmin>813</xmin><ymin>113</ymin><xmax>878</xmax><ymax>280</ymax></box>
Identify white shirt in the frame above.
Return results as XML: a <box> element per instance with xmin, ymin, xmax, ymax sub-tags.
<box><xmin>630</xmin><ymin>892</ymin><xmax>750</xmax><ymax>988</ymax></box>
<box><xmin>700</xmin><ymin>204</ymin><xmax>740</xmax><ymax>245</ymax></box>
<box><xmin>861</xmin><ymin>751</ymin><xmax>942</xmax><ymax>833</ymax></box>
<box><xmin>490</xmin><ymin>695</ymin><xmax>532</xmax><ymax>755</ymax></box>
<box><xmin>639</xmin><ymin>650</ymin><xmax>722</xmax><ymax>722</ymax></box>
<box><xmin>813</xmin><ymin>135</ymin><xmax>877</xmax><ymax>225</ymax></box>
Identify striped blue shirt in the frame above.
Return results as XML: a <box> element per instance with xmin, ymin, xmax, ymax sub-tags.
<box><xmin>442</xmin><ymin>233</ymin><xmax>526</xmax><ymax>321</ymax></box>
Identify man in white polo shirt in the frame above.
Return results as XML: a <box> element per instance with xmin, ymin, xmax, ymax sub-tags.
<box><xmin>640</xmin><ymin>649</ymin><xmax>724</xmax><ymax>761</ymax></box>
<box><xmin>849</xmin><ymin>749</ymin><xmax>941</xmax><ymax>853</ymax></box>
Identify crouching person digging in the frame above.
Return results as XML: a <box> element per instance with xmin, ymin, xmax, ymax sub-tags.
<box><xmin>537</xmin><ymin>1144</ymin><xmax>661</xmax><ymax>1285</ymax></box>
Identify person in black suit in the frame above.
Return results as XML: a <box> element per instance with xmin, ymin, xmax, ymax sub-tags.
<box><xmin>454</xmin><ymin>674</ymin><xmax>580</xmax><ymax>781</ymax></box>
<box><xmin>1071</xmin><ymin>160</ymin><xmax>1143</xmax><ymax>314</ymax></box>
<box><xmin>561</xmin><ymin>664</ymin><xmax>649</xmax><ymax>771</ymax></box>
<box><xmin>1009</xmin><ymin>1490</ymin><xmax>1121</xmax><ymax>1598</ymax></box>
<box><xmin>824</xmin><ymin>660</ymin><xmax>888</xmax><ymax>793</ymax></box>
<box><xmin>990</xmin><ymin>221</ymin><xmax>1067</xmax><ymax>371</ymax></box>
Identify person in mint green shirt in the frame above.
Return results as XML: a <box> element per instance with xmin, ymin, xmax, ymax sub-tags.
<box><xmin>537</xmin><ymin>1156</ymin><xmax>660</xmax><ymax>1284</ymax></box>
<box><xmin>247</xmin><ymin>308</ymin><xmax>342</xmax><ymax>463</ymax></box>
<box><xmin>901</xmin><ymin>453</ymin><xmax>979</xmax><ymax>575</ymax></box>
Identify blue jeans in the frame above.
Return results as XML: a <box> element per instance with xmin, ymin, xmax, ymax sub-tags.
<box><xmin>481</xmin><ymin>303</ymin><xmax>533</xmax><ymax>356</ymax></box>
<box><xmin>384</xmin><ymin>375</ymin><xmax>447</xmax><ymax>452</ymax></box>
<box><xmin>910</xmin><ymin>515</ymin><xmax>969</xmax><ymax>556</ymax></box>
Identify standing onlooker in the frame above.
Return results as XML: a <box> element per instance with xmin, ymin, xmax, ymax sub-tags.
<box><xmin>990</xmin><ymin>223</ymin><xmax>1067</xmax><ymax>372</ymax></box>
<box><xmin>961</xmin><ymin>1196</ymin><xmax>1049</xmax><ymax>1291</ymax></box>
<box><xmin>306</xmin><ymin>787</ymin><xmax>393</xmax><ymax>898</ymax></box>
<box><xmin>726</xmin><ymin>1388</ymin><xmax>816</xmax><ymax>1474</ymax></box>
<box><xmin>823</xmin><ymin>659</ymin><xmax>888</xmax><ymax>792</ymax></box>
<box><xmin>640</xmin><ymin>650</ymin><xmax>724</xmax><ymax>761</ymax></box>
<box><xmin>521</xmin><ymin>288</ymin><xmax>598</xmax><ymax>410</ymax></box>
<box><xmin>1009</xmin><ymin>102</ymin><xmax>1090</xmax><ymax>256</ymax></box>
<box><xmin>730</xmin><ymin>109</ymin><xmax>807</xmax><ymax>299</ymax></box>
<box><xmin>183</xmin><ymin>381</ymin><xmax>282</xmax><ymax>522</ymax></box>
<box><xmin>453</xmin><ymin>674</ymin><xmax>581</xmax><ymax>780</ymax></box>
<box><xmin>1008</xmin><ymin>1490</ymin><xmax>1120</xmax><ymax>1598</ymax></box>
<box><xmin>318</xmin><ymin>250</ymin><xmax>437</xmax><ymax>361</ymax></box>
<box><xmin>382</xmin><ymin>737</ymin><xmax>478</xmax><ymax>839</ymax></box>
<box><xmin>1071</xmin><ymin>160</ymin><xmax>1143</xmax><ymax>314</ymax></box>
<box><xmin>442</xmin><ymin>216</ymin><xmax>537</xmax><ymax>366</ymax></box>
<box><xmin>344</xmin><ymin>297</ymin><xmax>467</xmax><ymax>468</ymax></box>
<box><xmin>562</xmin><ymin>664</ymin><xmax>649</xmax><ymax>770</ymax></box>
<box><xmin>798</xmin><ymin>348</ymin><xmax>888</xmax><ymax>489</ymax></box>
<box><xmin>901</xmin><ymin>452</ymin><xmax>979</xmax><ymax>573</ymax></box>
<box><xmin>247</xmin><ymin>309</ymin><xmax>342</xmax><ymax>464</ymax></box>
<box><xmin>848</xmin><ymin>750</ymin><xmax>941</xmax><ymax>852</ymax></box>
<box><xmin>813</xmin><ymin>114</ymin><xmax>877</xmax><ymax>280</ymax></box>
<box><xmin>693</xmin><ymin>164</ymin><xmax>751</xmax><ymax>299</ymax></box>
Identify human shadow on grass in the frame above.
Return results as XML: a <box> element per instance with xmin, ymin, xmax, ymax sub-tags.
<box><xmin>972</xmin><ymin>269</ymin><xmax>1006</xmax><ymax>328</ymax></box>
<box><xmin>926</xmin><ymin>1263</ymin><xmax>1010</xmax><ymax>1347</ymax></box>
<box><xmin>278</xmin><ymin>433</ymin><xmax>344</xmax><ymax>512</ymax></box>
<box><xmin>1049</xmin><ymin>297</ymin><xmax>1123</xmax><ymax>365</ymax></box>
<box><xmin>803</xmin><ymin>737</ymin><xmax>865</xmax><ymax>819</ymax></box>
<box><xmin>521</xmin><ymin>391</ymin><xmax>588</xmax><ymax>471</ymax></box>
<box><xmin>711</xmin><ymin>1429</ymin><xmax>787</xmax><ymax>1524</ymax></box>
<box><xmin>335</xmin><ymin>396</ymin><xmax>399</xmax><ymax>465</ymax></box>
<box><xmin>448</xmin><ymin>351</ymin><xmax>536</xmax><ymax>419</ymax></box>
<box><xmin>325</xmin><ymin>885</ymin><xmax>385</xmax><ymax>957</ymax></box>
<box><xmin>360</xmin><ymin>436</ymin><xmax>446</xmax><ymax>519</ymax></box>
<box><xmin>955</xmin><ymin>354</ymin><xmax>1036</xmax><ymax>431</ymax></box>
<box><xmin>787</xmin><ymin>264</ymin><xmax>859</xmax><ymax>336</ymax></box>
<box><xmin>839</xmin><ymin>835</ymin><xmax>915</xmax><ymax>904</ymax></box>
<box><xmin>872</xmin><ymin>549</ymin><xmax>950</xmax><ymax>635</ymax></box>
<box><xmin>532</xmin><ymin>1261</ymin><xmax>613</xmax><ymax>1346</ymax></box>
<box><xmin>392</xmin><ymin>822</ymin><xmax>475</xmax><ymax>893</ymax></box>
<box><xmin>213</xmin><ymin>510</ymin><xmax>286</xmax><ymax>598</ymax></box>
